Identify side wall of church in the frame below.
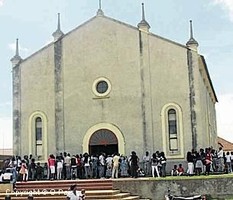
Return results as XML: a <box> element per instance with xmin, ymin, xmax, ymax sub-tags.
<box><xmin>196</xmin><ymin>59</ymin><xmax>217</xmax><ymax>149</ymax></box>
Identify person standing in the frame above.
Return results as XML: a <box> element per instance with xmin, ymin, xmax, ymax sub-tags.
<box><xmin>142</xmin><ymin>151</ymin><xmax>151</xmax><ymax>176</ymax></box>
<box><xmin>98</xmin><ymin>153</ymin><xmax>105</xmax><ymax>178</ymax></box>
<box><xmin>112</xmin><ymin>153</ymin><xmax>120</xmax><ymax>178</ymax></box>
<box><xmin>205</xmin><ymin>148</ymin><xmax>212</xmax><ymax>175</ymax></box>
<box><xmin>130</xmin><ymin>151</ymin><xmax>139</xmax><ymax>178</ymax></box>
<box><xmin>160</xmin><ymin>152</ymin><xmax>167</xmax><ymax>177</ymax></box>
<box><xmin>225</xmin><ymin>152</ymin><xmax>231</xmax><ymax>173</ymax></box>
<box><xmin>186</xmin><ymin>151</ymin><xmax>194</xmax><ymax>176</ymax></box>
<box><xmin>217</xmin><ymin>147</ymin><xmax>224</xmax><ymax>172</ymax></box>
<box><xmin>120</xmin><ymin>156</ymin><xmax>129</xmax><ymax>177</ymax></box>
<box><xmin>64</xmin><ymin>153</ymin><xmax>71</xmax><ymax>179</ymax></box>
<box><xmin>19</xmin><ymin>160</ymin><xmax>28</xmax><ymax>182</ymax></box>
<box><xmin>151</xmin><ymin>153</ymin><xmax>160</xmax><ymax>178</ymax></box>
<box><xmin>56</xmin><ymin>157</ymin><xmax>63</xmax><ymax>180</ymax></box>
<box><xmin>48</xmin><ymin>154</ymin><xmax>56</xmax><ymax>180</ymax></box>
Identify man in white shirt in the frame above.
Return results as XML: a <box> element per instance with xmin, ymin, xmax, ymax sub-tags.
<box><xmin>112</xmin><ymin>153</ymin><xmax>120</xmax><ymax>178</ymax></box>
<box><xmin>217</xmin><ymin>147</ymin><xmax>224</xmax><ymax>172</ymax></box>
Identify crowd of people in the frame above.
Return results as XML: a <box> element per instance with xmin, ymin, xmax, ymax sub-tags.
<box><xmin>184</xmin><ymin>146</ymin><xmax>232</xmax><ymax>176</ymax></box>
<box><xmin>0</xmin><ymin>151</ymin><xmax>144</xmax><ymax>182</ymax></box>
<box><xmin>0</xmin><ymin>146</ymin><xmax>231</xmax><ymax>183</ymax></box>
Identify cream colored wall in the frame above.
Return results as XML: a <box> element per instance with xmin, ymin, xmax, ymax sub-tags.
<box><xmin>196</xmin><ymin>59</ymin><xmax>218</xmax><ymax>149</ymax></box>
<box><xmin>148</xmin><ymin>35</ymin><xmax>192</xmax><ymax>157</ymax></box>
<box><xmin>17</xmin><ymin>15</ymin><xmax>217</xmax><ymax>160</ymax></box>
<box><xmin>62</xmin><ymin>16</ymin><xmax>143</xmax><ymax>155</ymax></box>
<box><xmin>20</xmin><ymin>46</ymin><xmax>55</xmax><ymax>157</ymax></box>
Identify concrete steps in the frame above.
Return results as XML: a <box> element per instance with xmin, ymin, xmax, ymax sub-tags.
<box><xmin>0</xmin><ymin>190</ymin><xmax>140</xmax><ymax>200</ymax></box>
<box><xmin>15</xmin><ymin>179</ymin><xmax>114</xmax><ymax>191</ymax></box>
<box><xmin>0</xmin><ymin>179</ymin><xmax>145</xmax><ymax>200</ymax></box>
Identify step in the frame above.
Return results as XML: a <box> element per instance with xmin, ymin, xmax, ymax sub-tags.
<box><xmin>15</xmin><ymin>179</ymin><xmax>114</xmax><ymax>191</ymax></box>
<box><xmin>0</xmin><ymin>190</ymin><xmax>140</xmax><ymax>200</ymax></box>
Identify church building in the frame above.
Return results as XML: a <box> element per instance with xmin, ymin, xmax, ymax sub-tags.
<box><xmin>11</xmin><ymin>3</ymin><xmax>218</xmax><ymax>162</ymax></box>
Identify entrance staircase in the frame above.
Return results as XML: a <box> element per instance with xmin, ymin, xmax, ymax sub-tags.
<box><xmin>0</xmin><ymin>179</ymin><xmax>148</xmax><ymax>200</ymax></box>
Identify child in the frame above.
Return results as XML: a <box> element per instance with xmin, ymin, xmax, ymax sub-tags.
<box><xmin>171</xmin><ymin>165</ymin><xmax>178</xmax><ymax>176</ymax></box>
<box><xmin>137</xmin><ymin>168</ymin><xmax>145</xmax><ymax>177</ymax></box>
<box><xmin>177</xmin><ymin>164</ymin><xmax>184</xmax><ymax>176</ymax></box>
<box><xmin>19</xmin><ymin>160</ymin><xmax>28</xmax><ymax>182</ymax></box>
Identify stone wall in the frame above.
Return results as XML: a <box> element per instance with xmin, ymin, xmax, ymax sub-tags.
<box><xmin>112</xmin><ymin>177</ymin><xmax>233</xmax><ymax>200</ymax></box>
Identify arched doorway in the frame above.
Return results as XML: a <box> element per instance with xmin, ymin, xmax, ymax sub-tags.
<box><xmin>89</xmin><ymin>129</ymin><xmax>118</xmax><ymax>155</ymax></box>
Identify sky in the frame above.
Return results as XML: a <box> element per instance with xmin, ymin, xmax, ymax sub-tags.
<box><xmin>0</xmin><ymin>0</ymin><xmax>233</xmax><ymax>149</ymax></box>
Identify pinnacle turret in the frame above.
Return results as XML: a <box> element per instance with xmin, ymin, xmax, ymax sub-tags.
<box><xmin>137</xmin><ymin>3</ymin><xmax>150</xmax><ymax>31</ymax></box>
<box><xmin>186</xmin><ymin>20</ymin><xmax>199</xmax><ymax>50</ymax></box>
<box><xmin>10</xmin><ymin>38</ymin><xmax>22</xmax><ymax>67</ymax></box>
<box><xmin>52</xmin><ymin>13</ymin><xmax>64</xmax><ymax>41</ymax></box>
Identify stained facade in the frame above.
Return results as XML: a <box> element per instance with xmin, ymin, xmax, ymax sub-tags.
<box><xmin>11</xmin><ymin>4</ymin><xmax>218</xmax><ymax>162</ymax></box>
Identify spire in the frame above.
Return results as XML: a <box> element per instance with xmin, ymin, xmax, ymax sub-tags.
<box><xmin>186</xmin><ymin>20</ymin><xmax>199</xmax><ymax>50</ymax></box>
<box><xmin>52</xmin><ymin>13</ymin><xmax>64</xmax><ymax>41</ymax></box>
<box><xmin>97</xmin><ymin>0</ymin><xmax>104</xmax><ymax>16</ymax></box>
<box><xmin>142</xmin><ymin>2</ymin><xmax>146</xmax><ymax>21</ymax></box>
<box><xmin>10</xmin><ymin>38</ymin><xmax>22</xmax><ymax>67</ymax></box>
<box><xmin>137</xmin><ymin>3</ymin><xmax>150</xmax><ymax>31</ymax></box>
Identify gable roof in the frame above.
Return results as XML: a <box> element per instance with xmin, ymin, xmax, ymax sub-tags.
<box><xmin>217</xmin><ymin>136</ymin><xmax>233</xmax><ymax>152</ymax></box>
<box><xmin>21</xmin><ymin>14</ymin><xmax>188</xmax><ymax>64</ymax></box>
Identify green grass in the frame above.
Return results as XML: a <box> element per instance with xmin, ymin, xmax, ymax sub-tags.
<box><xmin>148</xmin><ymin>173</ymin><xmax>233</xmax><ymax>180</ymax></box>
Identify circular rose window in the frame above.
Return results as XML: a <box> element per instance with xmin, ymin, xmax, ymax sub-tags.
<box><xmin>92</xmin><ymin>77</ymin><xmax>111</xmax><ymax>97</ymax></box>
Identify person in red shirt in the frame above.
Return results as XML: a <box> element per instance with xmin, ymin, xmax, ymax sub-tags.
<box><xmin>48</xmin><ymin>154</ymin><xmax>56</xmax><ymax>180</ymax></box>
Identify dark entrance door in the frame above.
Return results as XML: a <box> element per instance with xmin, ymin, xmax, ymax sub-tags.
<box><xmin>89</xmin><ymin>129</ymin><xmax>118</xmax><ymax>155</ymax></box>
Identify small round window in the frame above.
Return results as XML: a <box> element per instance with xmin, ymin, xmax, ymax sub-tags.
<box><xmin>96</xmin><ymin>81</ymin><xmax>108</xmax><ymax>94</ymax></box>
<box><xmin>92</xmin><ymin>77</ymin><xmax>111</xmax><ymax>97</ymax></box>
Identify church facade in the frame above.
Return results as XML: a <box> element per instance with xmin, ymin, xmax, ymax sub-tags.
<box><xmin>11</xmin><ymin>4</ymin><xmax>218</xmax><ymax>161</ymax></box>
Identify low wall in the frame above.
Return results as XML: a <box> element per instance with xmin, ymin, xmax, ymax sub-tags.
<box><xmin>112</xmin><ymin>176</ymin><xmax>233</xmax><ymax>200</ymax></box>
<box><xmin>0</xmin><ymin>183</ymin><xmax>13</xmax><ymax>193</ymax></box>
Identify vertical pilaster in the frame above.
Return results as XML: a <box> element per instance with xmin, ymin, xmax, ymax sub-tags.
<box><xmin>54</xmin><ymin>39</ymin><xmax>65</xmax><ymax>153</ymax></box>
<box><xmin>137</xmin><ymin>3</ymin><xmax>153</xmax><ymax>153</ymax></box>
<box><xmin>11</xmin><ymin>38</ymin><xmax>22</xmax><ymax>156</ymax></box>
<box><xmin>12</xmin><ymin>65</ymin><xmax>21</xmax><ymax>156</ymax></box>
<box><xmin>187</xmin><ymin>50</ymin><xmax>198</xmax><ymax>150</ymax></box>
<box><xmin>186</xmin><ymin>20</ymin><xmax>199</xmax><ymax>150</ymax></box>
<box><xmin>138</xmin><ymin>31</ymin><xmax>153</xmax><ymax>153</ymax></box>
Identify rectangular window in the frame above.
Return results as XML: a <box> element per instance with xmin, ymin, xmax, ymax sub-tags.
<box><xmin>168</xmin><ymin>109</ymin><xmax>178</xmax><ymax>151</ymax></box>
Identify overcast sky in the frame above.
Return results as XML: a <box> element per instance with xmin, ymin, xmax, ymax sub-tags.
<box><xmin>0</xmin><ymin>0</ymin><xmax>233</xmax><ymax>149</ymax></box>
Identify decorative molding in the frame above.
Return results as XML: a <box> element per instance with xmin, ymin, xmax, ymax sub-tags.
<box><xmin>28</xmin><ymin>111</ymin><xmax>48</xmax><ymax>160</ymax></box>
<box><xmin>161</xmin><ymin>103</ymin><xmax>184</xmax><ymax>159</ymax></box>
<box><xmin>83</xmin><ymin>123</ymin><xmax>125</xmax><ymax>155</ymax></box>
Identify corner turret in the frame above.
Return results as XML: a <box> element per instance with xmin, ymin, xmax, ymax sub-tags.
<box><xmin>186</xmin><ymin>20</ymin><xmax>199</xmax><ymax>51</ymax></box>
<box><xmin>52</xmin><ymin>13</ymin><xmax>64</xmax><ymax>41</ymax></box>
<box><xmin>10</xmin><ymin>38</ymin><xmax>22</xmax><ymax>67</ymax></box>
<box><xmin>137</xmin><ymin>3</ymin><xmax>150</xmax><ymax>32</ymax></box>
